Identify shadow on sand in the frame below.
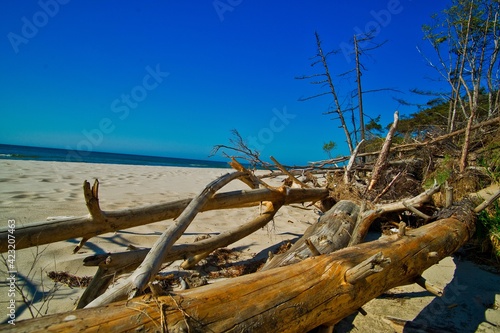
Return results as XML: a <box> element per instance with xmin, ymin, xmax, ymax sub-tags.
<box><xmin>403</xmin><ymin>256</ymin><xmax>499</xmax><ymax>332</ymax></box>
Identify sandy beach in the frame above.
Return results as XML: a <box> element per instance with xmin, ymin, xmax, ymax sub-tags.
<box><xmin>0</xmin><ymin>159</ymin><xmax>499</xmax><ymax>332</ymax></box>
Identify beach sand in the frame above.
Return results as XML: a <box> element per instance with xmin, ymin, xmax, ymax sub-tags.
<box><xmin>0</xmin><ymin>159</ymin><xmax>499</xmax><ymax>332</ymax></box>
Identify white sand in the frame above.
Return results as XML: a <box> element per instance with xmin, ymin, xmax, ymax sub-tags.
<box><xmin>0</xmin><ymin>159</ymin><xmax>499</xmax><ymax>332</ymax></box>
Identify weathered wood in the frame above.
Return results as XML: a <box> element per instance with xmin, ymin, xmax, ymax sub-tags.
<box><xmin>344</xmin><ymin>139</ymin><xmax>364</xmax><ymax>184</ymax></box>
<box><xmin>271</xmin><ymin>155</ymin><xmax>310</xmax><ymax>188</ymax></box>
<box><xmin>367</xmin><ymin>111</ymin><xmax>399</xmax><ymax>192</ymax></box>
<box><xmin>0</xmin><ymin>186</ymin><xmax>328</xmax><ymax>252</ymax></box>
<box><xmin>5</xmin><ymin>201</ymin><xmax>476</xmax><ymax>333</ymax></box>
<box><xmin>260</xmin><ymin>200</ymin><xmax>359</xmax><ymax>271</ymax></box>
<box><xmin>86</xmin><ymin>172</ymin><xmax>246</xmax><ymax>307</ymax></box>
<box><xmin>344</xmin><ymin>251</ymin><xmax>391</xmax><ymax>284</ymax></box>
<box><xmin>77</xmin><ymin>200</ymin><xmax>284</xmax><ymax>308</ymax></box>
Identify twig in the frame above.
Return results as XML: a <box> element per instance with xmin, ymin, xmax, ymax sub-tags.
<box><xmin>474</xmin><ymin>189</ymin><xmax>500</xmax><ymax>213</ymax></box>
<box><xmin>402</xmin><ymin>202</ymin><xmax>432</xmax><ymax>220</ymax></box>
<box><xmin>373</xmin><ymin>171</ymin><xmax>403</xmax><ymax>203</ymax></box>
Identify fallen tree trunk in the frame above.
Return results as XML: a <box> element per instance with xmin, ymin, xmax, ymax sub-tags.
<box><xmin>4</xmin><ymin>200</ymin><xmax>476</xmax><ymax>333</ymax></box>
<box><xmin>0</xmin><ymin>185</ymin><xmax>328</xmax><ymax>252</ymax></box>
<box><xmin>261</xmin><ymin>200</ymin><xmax>359</xmax><ymax>270</ymax></box>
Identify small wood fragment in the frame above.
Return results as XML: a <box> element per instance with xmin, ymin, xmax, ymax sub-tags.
<box><xmin>398</xmin><ymin>222</ymin><xmax>406</xmax><ymax>238</ymax></box>
<box><xmin>402</xmin><ymin>202</ymin><xmax>432</xmax><ymax>220</ymax></box>
<box><xmin>445</xmin><ymin>182</ymin><xmax>454</xmax><ymax>208</ymax></box>
<box><xmin>305</xmin><ymin>239</ymin><xmax>322</xmax><ymax>256</ymax></box>
<box><xmin>414</xmin><ymin>275</ymin><xmax>443</xmax><ymax>297</ymax></box>
<box><xmin>345</xmin><ymin>252</ymin><xmax>391</xmax><ymax>284</ymax></box>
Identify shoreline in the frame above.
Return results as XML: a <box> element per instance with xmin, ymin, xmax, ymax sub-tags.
<box><xmin>0</xmin><ymin>143</ymin><xmax>232</xmax><ymax>170</ymax></box>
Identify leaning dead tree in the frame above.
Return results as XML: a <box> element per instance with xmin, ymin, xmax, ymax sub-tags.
<box><xmin>5</xmin><ymin>193</ymin><xmax>493</xmax><ymax>333</ymax></box>
<box><xmin>296</xmin><ymin>31</ymin><xmax>355</xmax><ymax>154</ymax></box>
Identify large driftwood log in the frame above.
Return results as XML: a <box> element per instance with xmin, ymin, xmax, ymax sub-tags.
<box><xmin>0</xmin><ymin>185</ymin><xmax>328</xmax><ymax>252</ymax></box>
<box><xmin>260</xmin><ymin>200</ymin><xmax>359</xmax><ymax>270</ymax></box>
<box><xmin>4</xmin><ymin>200</ymin><xmax>476</xmax><ymax>333</ymax></box>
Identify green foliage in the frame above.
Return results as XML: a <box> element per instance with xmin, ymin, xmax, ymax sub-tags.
<box><xmin>479</xmin><ymin>202</ymin><xmax>500</xmax><ymax>234</ymax></box>
<box><xmin>395</xmin><ymin>101</ymin><xmax>449</xmax><ymax>140</ymax></box>
<box><xmin>424</xmin><ymin>155</ymin><xmax>454</xmax><ymax>188</ymax></box>
<box><xmin>365</xmin><ymin>115</ymin><xmax>383</xmax><ymax>135</ymax></box>
<box><xmin>323</xmin><ymin>141</ymin><xmax>336</xmax><ymax>158</ymax></box>
<box><xmin>477</xmin><ymin>201</ymin><xmax>500</xmax><ymax>257</ymax></box>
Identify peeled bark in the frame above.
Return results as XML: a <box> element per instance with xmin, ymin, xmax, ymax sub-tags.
<box><xmin>4</xmin><ymin>200</ymin><xmax>476</xmax><ymax>333</ymax></box>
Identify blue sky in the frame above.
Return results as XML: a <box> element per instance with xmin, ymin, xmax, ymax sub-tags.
<box><xmin>1</xmin><ymin>0</ymin><xmax>450</xmax><ymax>165</ymax></box>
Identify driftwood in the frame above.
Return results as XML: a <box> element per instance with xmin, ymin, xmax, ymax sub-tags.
<box><xmin>77</xmin><ymin>183</ymin><xmax>441</xmax><ymax>307</ymax></box>
<box><xmin>348</xmin><ymin>181</ymin><xmax>441</xmax><ymax>246</ymax></box>
<box><xmin>0</xmin><ymin>184</ymin><xmax>328</xmax><ymax>252</ymax></box>
<box><xmin>77</xmin><ymin>200</ymin><xmax>285</xmax><ymax>308</ymax></box>
<box><xmin>344</xmin><ymin>139</ymin><xmax>364</xmax><ymax>184</ymax></box>
<box><xmin>261</xmin><ymin>200</ymin><xmax>359</xmax><ymax>270</ymax></box>
<box><xmin>84</xmin><ymin>172</ymin><xmax>255</xmax><ymax>307</ymax></box>
<box><xmin>4</xmin><ymin>200</ymin><xmax>477</xmax><ymax>333</ymax></box>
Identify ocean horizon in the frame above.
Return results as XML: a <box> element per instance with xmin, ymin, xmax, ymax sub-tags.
<box><xmin>0</xmin><ymin>144</ymin><xmax>231</xmax><ymax>169</ymax></box>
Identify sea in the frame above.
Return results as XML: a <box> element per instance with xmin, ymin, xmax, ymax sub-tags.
<box><xmin>0</xmin><ymin>144</ymin><xmax>230</xmax><ymax>169</ymax></box>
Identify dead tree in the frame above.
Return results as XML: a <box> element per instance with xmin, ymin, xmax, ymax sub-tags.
<box><xmin>297</xmin><ymin>31</ymin><xmax>355</xmax><ymax>154</ymax></box>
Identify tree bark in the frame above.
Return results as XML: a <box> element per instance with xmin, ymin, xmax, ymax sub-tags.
<box><xmin>5</xmin><ymin>200</ymin><xmax>476</xmax><ymax>333</ymax></box>
<box><xmin>0</xmin><ymin>186</ymin><xmax>328</xmax><ymax>252</ymax></box>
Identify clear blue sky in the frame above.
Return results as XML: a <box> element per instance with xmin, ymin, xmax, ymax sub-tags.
<box><xmin>1</xmin><ymin>0</ymin><xmax>450</xmax><ymax>165</ymax></box>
